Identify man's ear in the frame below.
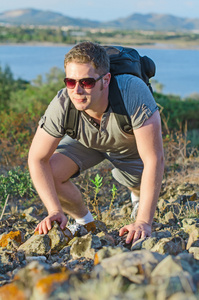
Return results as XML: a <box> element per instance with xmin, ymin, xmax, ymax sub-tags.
<box><xmin>103</xmin><ymin>73</ymin><xmax>111</xmax><ymax>88</ymax></box>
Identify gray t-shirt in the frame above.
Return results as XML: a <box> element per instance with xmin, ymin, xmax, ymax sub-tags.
<box><xmin>39</xmin><ymin>74</ymin><xmax>158</xmax><ymax>160</ymax></box>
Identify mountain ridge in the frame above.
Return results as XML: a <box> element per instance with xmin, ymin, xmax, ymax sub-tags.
<box><xmin>0</xmin><ymin>8</ymin><xmax>199</xmax><ymax>31</ymax></box>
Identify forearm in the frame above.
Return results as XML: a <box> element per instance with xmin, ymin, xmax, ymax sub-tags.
<box><xmin>29</xmin><ymin>158</ymin><xmax>63</xmax><ymax>214</ymax></box>
<box><xmin>136</xmin><ymin>157</ymin><xmax>164</xmax><ymax>225</ymax></box>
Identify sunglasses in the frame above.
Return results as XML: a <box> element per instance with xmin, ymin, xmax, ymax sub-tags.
<box><xmin>64</xmin><ymin>74</ymin><xmax>106</xmax><ymax>89</ymax></box>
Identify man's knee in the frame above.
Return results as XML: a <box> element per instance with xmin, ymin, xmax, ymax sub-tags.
<box><xmin>50</xmin><ymin>152</ymin><xmax>79</xmax><ymax>183</ymax></box>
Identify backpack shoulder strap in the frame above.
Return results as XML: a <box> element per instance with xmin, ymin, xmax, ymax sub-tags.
<box><xmin>109</xmin><ymin>76</ymin><xmax>133</xmax><ymax>135</ymax></box>
<box><xmin>64</xmin><ymin>97</ymin><xmax>80</xmax><ymax>139</ymax></box>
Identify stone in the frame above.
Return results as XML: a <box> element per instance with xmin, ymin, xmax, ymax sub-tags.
<box><xmin>164</xmin><ymin>211</ymin><xmax>178</xmax><ymax>225</ymax></box>
<box><xmin>22</xmin><ymin>206</ymin><xmax>39</xmax><ymax>223</ymax></box>
<box><xmin>94</xmin><ymin>246</ymin><xmax>127</xmax><ymax>265</ymax></box>
<box><xmin>189</xmin><ymin>247</ymin><xmax>199</xmax><ymax>260</ymax></box>
<box><xmin>151</xmin><ymin>237</ymin><xmax>185</xmax><ymax>255</ymax></box>
<box><xmin>182</xmin><ymin>219</ymin><xmax>199</xmax><ymax>233</ymax></box>
<box><xmin>151</xmin><ymin>255</ymin><xmax>183</xmax><ymax>277</ymax></box>
<box><xmin>151</xmin><ymin>230</ymin><xmax>172</xmax><ymax>239</ymax></box>
<box><xmin>131</xmin><ymin>237</ymin><xmax>147</xmax><ymax>251</ymax></box>
<box><xmin>0</xmin><ymin>248</ymin><xmax>25</xmax><ymax>274</ymax></box>
<box><xmin>168</xmin><ymin>292</ymin><xmax>198</xmax><ymax>300</ymax></box>
<box><xmin>18</xmin><ymin>233</ymin><xmax>51</xmax><ymax>256</ymax></box>
<box><xmin>0</xmin><ymin>230</ymin><xmax>22</xmax><ymax>249</ymax></box>
<box><xmin>142</xmin><ymin>237</ymin><xmax>158</xmax><ymax>250</ymax></box>
<box><xmin>96</xmin><ymin>231</ymin><xmax>115</xmax><ymax>247</ymax></box>
<box><xmin>0</xmin><ymin>282</ymin><xmax>27</xmax><ymax>300</ymax></box>
<box><xmin>70</xmin><ymin>233</ymin><xmax>101</xmax><ymax>260</ymax></box>
<box><xmin>47</xmin><ymin>222</ymin><xmax>71</xmax><ymax>253</ymax></box>
<box><xmin>100</xmin><ymin>249</ymin><xmax>164</xmax><ymax>282</ymax></box>
<box><xmin>186</xmin><ymin>227</ymin><xmax>199</xmax><ymax>249</ymax></box>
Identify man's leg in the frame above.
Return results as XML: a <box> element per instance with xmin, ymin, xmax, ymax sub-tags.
<box><xmin>49</xmin><ymin>136</ymin><xmax>105</xmax><ymax>230</ymax></box>
<box><xmin>50</xmin><ymin>152</ymin><xmax>90</xmax><ymax>220</ymax></box>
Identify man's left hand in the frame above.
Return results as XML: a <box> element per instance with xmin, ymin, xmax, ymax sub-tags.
<box><xmin>119</xmin><ymin>221</ymin><xmax>152</xmax><ymax>244</ymax></box>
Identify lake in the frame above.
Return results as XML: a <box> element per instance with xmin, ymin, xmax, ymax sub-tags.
<box><xmin>0</xmin><ymin>44</ymin><xmax>199</xmax><ymax>98</ymax></box>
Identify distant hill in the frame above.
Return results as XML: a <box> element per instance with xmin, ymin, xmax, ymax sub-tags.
<box><xmin>0</xmin><ymin>9</ymin><xmax>100</xmax><ymax>27</ymax></box>
<box><xmin>0</xmin><ymin>8</ymin><xmax>199</xmax><ymax>31</ymax></box>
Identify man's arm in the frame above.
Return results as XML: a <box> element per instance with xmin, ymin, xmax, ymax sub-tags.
<box><xmin>28</xmin><ymin>127</ymin><xmax>67</xmax><ymax>234</ymax></box>
<box><xmin>119</xmin><ymin>110</ymin><xmax>164</xmax><ymax>244</ymax></box>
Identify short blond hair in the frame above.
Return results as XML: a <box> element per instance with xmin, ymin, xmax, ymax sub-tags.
<box><xmin>64</xmin><ymin>41</ymin><xmax>110</xmax><ymax>75</ymax></box>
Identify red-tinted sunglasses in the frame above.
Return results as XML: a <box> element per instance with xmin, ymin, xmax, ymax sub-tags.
<box><xmin>64</xmin><ymin>74</ymin><xmax>106</xmax><ymax>89</ymax></box>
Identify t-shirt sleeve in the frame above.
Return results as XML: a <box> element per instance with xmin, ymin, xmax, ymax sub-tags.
<box><xmin>116</xmin><ymin>75</ymin><xmax>158</xmax><ymax>130</ymax></box>
<box><xmin>38</xmin><ymin>88</ymin><xmax>68</xmax><ymax>138</ymax></box>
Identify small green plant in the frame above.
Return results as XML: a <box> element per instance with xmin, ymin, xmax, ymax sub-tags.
<box><xmin>90</xmin><ymin>174</ymin><xmax>103</xmax><ymax>219</ymax></box>
<box><xmin>108</xmin><ymin>184</ymin><xmax>118</xmax><ymax>215</ymax></box>
<box><xmin>0</xmin><ymin>166</ymin><xmax>35</xmax><ymax>208</ymax></box>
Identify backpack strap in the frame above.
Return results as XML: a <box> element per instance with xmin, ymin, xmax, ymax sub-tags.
<box><xmin>64</xmin><ymin>98</ymin><xmax>80</xmax><ymax>139</ymax></box>
<box><xmin>109</xmin><ymin>76</ymin><xmax>133</xmax><ymax>135</ymax></box>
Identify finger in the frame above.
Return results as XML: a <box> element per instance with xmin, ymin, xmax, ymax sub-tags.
<box><xmin>46</xmin><ymin>218</ymin><xmax>52</xmax><ymax>231</ymax></box>
<box><xmin>119</xmin><ymin>227</ymin><xmax>128</xmax><ymax>236</ymax></box>
<box><xmin>41</xmin><ymin>221</ymin><xmax>48</xmax><ymax>234</ymax></box>
<box><xmin>126</xmin><ymin>230</ymin><xmax>135</xmax><ymax>244</ymax></box>
<box><xmin>132</xmin><ymin>231</ymin><xmax>142</xmax><ymax>244</ymax></box>
<box><xmin>60</xmin><ymin>217</ymin><xmax>67</xmax><ymax>230</ymax></box>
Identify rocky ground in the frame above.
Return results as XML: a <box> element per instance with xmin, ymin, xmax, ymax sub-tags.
<box><xmin>0</xmin><ymin>158</ymin><xmax>199</xmax><ymax>300</ymax></box>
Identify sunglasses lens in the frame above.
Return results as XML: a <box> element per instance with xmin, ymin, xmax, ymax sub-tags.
<box><xmin>64</xmin><ymin>78</ymin><xmax>76</xmax><ymax>89</ymax></box>
<box><xmin>80</xmin><ymin>78</ymin><xmax>95</xmax><ymax>89</ymax></box>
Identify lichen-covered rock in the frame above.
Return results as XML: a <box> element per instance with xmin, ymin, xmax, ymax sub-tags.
<box><xmin>18</xmin><ymin>233</ymin><xmax>51</xmax><ymax>256</ymax></box>
<box><xmin>47</xmin><ymin>222</ymin><xmax>71</xmax><ymax>253</ymax></box>
<box><xmin>0</xmin><ymin>230</ymin><xmax>22</xmax><ymax>249</ymax></box>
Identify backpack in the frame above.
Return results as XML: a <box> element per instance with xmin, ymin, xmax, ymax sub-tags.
<box><xmin>64</xmin><ymin>46</ymin><xmax>156</xmax><ymax>139</ymax></box>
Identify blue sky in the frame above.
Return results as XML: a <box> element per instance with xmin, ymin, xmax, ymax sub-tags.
<box><xmin>1</xmin><ymin>0</ymin><xmax>199</xmax><ymax>21</ymax></box>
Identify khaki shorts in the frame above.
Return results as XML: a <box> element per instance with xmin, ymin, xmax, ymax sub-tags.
<box><xmin>56</xmin><ymin>135</ymin><xmax>143</xmax><ymax>188</ymax></box>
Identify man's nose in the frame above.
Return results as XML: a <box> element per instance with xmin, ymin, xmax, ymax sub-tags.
<box><xmin>73</xmin><ymin>82</ymin><xmax>83</xmax><ymax>93</ymax></box>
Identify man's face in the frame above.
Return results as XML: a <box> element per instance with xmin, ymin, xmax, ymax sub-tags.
<box><xmin>65</xmin><ymin>62</ymin><xmax>106</xmax><ymax>112</ymax></box>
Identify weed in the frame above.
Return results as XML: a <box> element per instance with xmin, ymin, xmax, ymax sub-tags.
<box><xmin>90</xmin><ymin>174</ymin><xmax>103</xmax><ymax>220</ymax></box>
<box><xmin>107</xmin><ymin>184</ymin><xmax>118</xmax><ymax>217</ymax></box>
<box><xmin>0</xmin><ymin>166</ymin><xmax>35</xmax><ymax>209</ymax></box>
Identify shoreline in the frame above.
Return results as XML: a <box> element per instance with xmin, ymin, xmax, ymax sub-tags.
<box><xmin>1</xmin><ymin>41</ymin><xmax>199</xmax><ymax>50</ymax></box>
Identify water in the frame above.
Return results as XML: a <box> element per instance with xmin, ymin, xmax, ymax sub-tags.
<box><xmin>0</xmin><ymin>44</ymin><xmax>199</xmax><ymax>98</ymax></box>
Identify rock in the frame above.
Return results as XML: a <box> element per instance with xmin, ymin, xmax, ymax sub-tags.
<box><xmin>151</xmin><ymin>230</ymin><xmax>172</xmax><ymax>239</ymax></box>
<box><xmin>47</xmin><ymin>222</ymin><xmax>71</xmax><ymax>253</ymax></box>
<box><xmin>0</xmin><ymin>248</ymin><xmax>25</xmax><ymax>274</ymax></box>
<box><xmin>186</xmin><ymin>227</ymin><xmax>199</xmax><ymax>249</ymax></box>
<box><xmin>151</xmin><ymin>255</ymin><xmax>183</xmax><ymax>277</ymax></box>
<box><xmin>131</xmin><ymin>237</ymin><xmax>147</xmax><ymax>250</ymax></box>
<box><xmin>22</xmin><ymin>206</ymin><xmax>39</xmax><ymax>222</ymax></box>
<box><xmin>0</xmin><ymin>230</ymin><xmax>22</xmax><ymax>249</ymax></box>
<box><xmin>96</xmin><ymin>231</ymin><xmax>115</xmax><ymax>247</ymax></box>
<box><xmin>164</xmin><ymin>211</ymin><xmax>178</xmax><ymax>226</ymax></box>
<box><xmin>32</xmin><ymin>269</ymin><xmax>69</xmax><ymax>300</ymax></box>
<box><xmin>142</xmin><ymin>237</ymin><xmax>158</xmax><ymax>250</ymax></box>
<box><xmin>100</xmin><ymin>249</ymin><xmax>164</xmax><ymax>282</ymax></box>
<box><xmin>168</xmin><ymin>292</ymin><xmax>198</xmax><ymax>300</ymax></box>
<box><xmin>182</xmin><ymin>219</ymin><xmax>199</xmax><ymax>233</ymax></box>
<box><xmin>18</xmin><ymin>233</ymin><xmax>51</xmax><ymax>256</ymax></box>
<box><xmin>151</xmin><ymin>237</ymin><xmax>185</xmax><ymax>255</ymax></box>
<box><xmin>189</xmin><ymin>247</ymin><xmax>199</xmax><ymax>260</ymax></box>
<box><xmin>151</xmin><ymin>255</ymin><xmax>195</xmax><ymax>296</ymax></box>
<box><xmin>70</xmin><ymin>233</ymin><xmax>101</xmax><ymax>260</ymax></box>
<box><xmin>94</xmin><ymin>246</ymin><xmax>127</xmax><ymax>265</ymax></box>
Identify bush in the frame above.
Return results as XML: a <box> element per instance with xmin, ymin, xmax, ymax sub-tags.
<box><xmin>0</xmin><ymin>167</ymin><xmax>35</xmax><ymax>207</ymax></box>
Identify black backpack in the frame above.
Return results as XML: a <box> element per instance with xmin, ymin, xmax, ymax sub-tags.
<box><xmin>64</xmin><ymin>46</ymin><xmax>156</xmax><ymax>139</ymax></box>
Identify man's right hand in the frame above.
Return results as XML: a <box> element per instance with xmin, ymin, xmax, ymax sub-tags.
<box><xmin>35</xmin><ymin>211</ymin><xmax>68</xmax><ymax>234</ymax></box>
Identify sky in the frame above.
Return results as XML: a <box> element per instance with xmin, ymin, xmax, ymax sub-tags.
<box><xmin>0</xmin><ymin>0</ymin><xmax>199</xmax><ymax>21</ymax></box>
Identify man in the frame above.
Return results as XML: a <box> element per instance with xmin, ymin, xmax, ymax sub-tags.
<box><xmin>28</xmin><ymin>41</ymin><xmax>164</xmax><ymax>244</ymax></box>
